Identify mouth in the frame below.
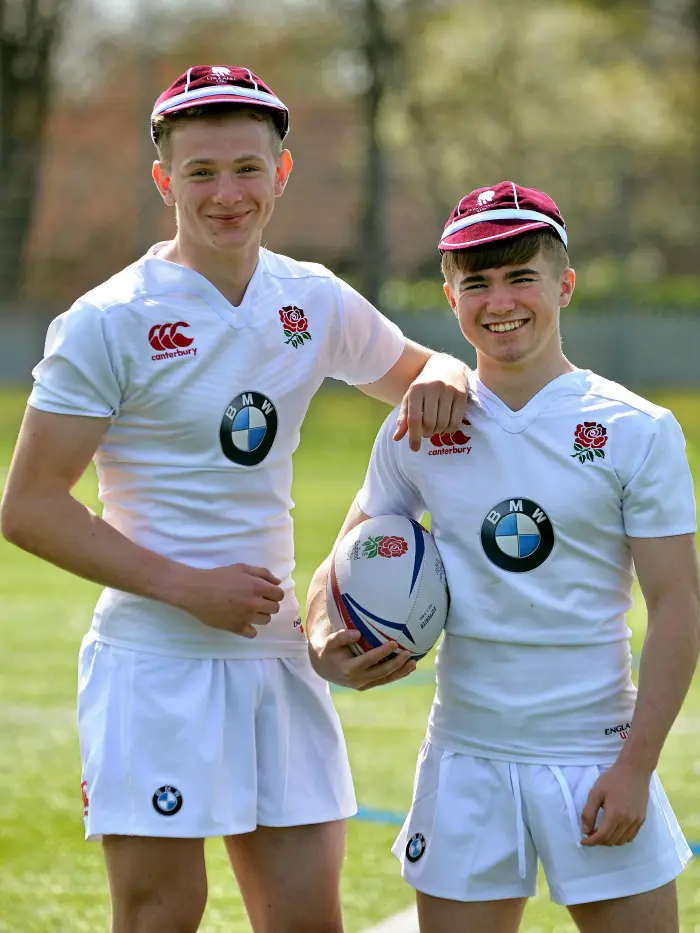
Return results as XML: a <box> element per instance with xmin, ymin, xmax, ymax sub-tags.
<box><xmin>483</xmin><ymin>319</ymin><xmax>528</xmax><ymax>334</ymax></box>
<box><xmin>208</xmin><ymin>212</ymin><xmax>251</xmax><ymax>225</ymax></box>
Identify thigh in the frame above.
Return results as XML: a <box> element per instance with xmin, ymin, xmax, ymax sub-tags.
<box><xmin>224</xmin><ymin>820</ymin><xmax>346</xmax><ymax>933</ymax></box>
<box><xmin>103</xmin><ymin>835</ymin><xmax>207</xmax><ymax>933</ymax></box>
<box><xmin>417</xmin><ymin>892</ymin><xmax>527</xmax><ymax>933</ymax></box>
<box><xmin>568</xmin><ymin>880</ymin><xmax>678</xmax><ymax>933</ymax></box>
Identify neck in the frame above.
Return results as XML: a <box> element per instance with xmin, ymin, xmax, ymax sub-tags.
<box><xmin>476</xmin><ymin>352</ymin><xmax>576</xmax><ymax>411</ymax></box>
<box><xmin>159</xmin><ymin>233</ymin><xmax>261</xmax><ymax>307</ymax></box>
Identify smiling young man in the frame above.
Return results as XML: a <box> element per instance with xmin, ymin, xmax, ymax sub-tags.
<box><xmin>306</xmin><ymin>182</ymin><xmax>700</xmax><ymax>932</ymax></box>
<box><xmin>0</xmin><ymin>66</ymin><xmax>469</xmax><ymax>933</ymax></box>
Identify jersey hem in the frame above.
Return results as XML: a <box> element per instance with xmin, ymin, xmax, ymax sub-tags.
<box><xmin>87</xmin><ymin>630</ymin><xmax>309</xmax><ymax>660</ymax></box>
<box><xmin>425</xmin><ymin>734</ymin><xmax>622</xmax><ymax>767</ymax></box>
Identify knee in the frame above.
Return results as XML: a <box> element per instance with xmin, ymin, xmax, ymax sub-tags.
<box><xmin>111</xmin><ymin>887</ymin><xmax>207</xmax><ymax>933</ymax></box>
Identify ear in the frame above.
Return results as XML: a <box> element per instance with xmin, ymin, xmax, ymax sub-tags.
<box><xmin>559</xmin><ymin>267</ymin><xmax>576</xmax><ymax>308</ymax></box>
<box><xmin>274</xmin><ymin>150</ymin><xmax>294</xmax><ymax>198</ymax></box>
<box><xmin>443</xmin><ymin>281</ymin><xmax>458</xmax><ymax>316</ymax></box>
<box><xmin>152</xmin><ymin>161</ymin><xmax>176</xmax><ymax>206</ymax></box>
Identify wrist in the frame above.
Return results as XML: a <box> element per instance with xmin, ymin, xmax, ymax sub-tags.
<box><xmin>151</xmin><ymin>559</ymin><xmax>199</xmax><ymax>611</ymax></box>
<box><xmin>614</xmin><ymin>743</ymin><xmax>658</xmax><ymax>777</ymax></box>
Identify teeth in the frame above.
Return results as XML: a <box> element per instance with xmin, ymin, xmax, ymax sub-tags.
<box><xmin>486</xmin><ymin>320</ymin><xmax>526</xmax><ymax>333</ymax></box>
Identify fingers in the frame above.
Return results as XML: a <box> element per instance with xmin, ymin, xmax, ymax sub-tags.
<box><xmin>406</xmin><ymin>401</ymin><xmax>424</xmax><ymax>451</ymax></box>
<box><xmin>395</xmin><ymin>387</ymin><xmax>465</xmax><ymax>451</ymax></box>
<box><xmin>349</xmin><ymin>640</ymin><xmax>401</xmax><ymax>669</ymax></box>
<box><xmin>244</xmin><ymin>565</ymin><xmax>283</xmax><ymax>586</ymax></box>
<box><xmin>419</xmin><ymin>393</ymin><xmax>439</xmax><ymax>438</ymax></box>
<box><xmin>358</xmin><ymin>658</ymin><xmax>417</xmax><ymax>691</ymax></box>
<box><xmin>615</xmin><ymin>821</ymin><xmax>643</xmax><ymax>846</ymax></box>
<box><xmin>351</xmin><ymin>648</ymin><xmax>415</xmax><ymax>686</ymax></box>
<box><xmin>327</xmin><ymin>628</ymin><xmax>362</xmax><ymax>648</ymax></box>
<box><xmin>394</xmin><ymin>397</ymin><xmax>409</xmax><ymax>442</ymax></box>
<box><xmin>581</xmin><ymin>785</ymin><xmax>604</xmax><ymax>839</ymax></box>
<box><xmin>445</xmin><ymin>398</ymin><xmax>467</xmax><ymax>435</ymax></box>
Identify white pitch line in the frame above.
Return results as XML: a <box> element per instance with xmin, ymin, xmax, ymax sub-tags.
<box><xmin>361</xmin><ymin>905</ymin><xmax>419</xmax><ymax>933</ymax></box>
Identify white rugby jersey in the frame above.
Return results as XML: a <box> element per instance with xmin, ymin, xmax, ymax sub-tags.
<box><xmin>357</xmin><ymin>370</ymin><xmax>697</xmax><ymax>763</ymax></box>
<box><xmin>29</xmin><ymin>245</ymin><xmax>404</xmax><ymax>658</ymax></box>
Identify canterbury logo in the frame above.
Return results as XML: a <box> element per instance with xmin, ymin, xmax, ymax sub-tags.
<box><xmin>149</xmin><ymin>322</ymin><xmax>193</xmax><ymax>351</ymax></box>
<box><xmin>429</xmin><ymin>420</ymin><xmax>472</xmax><ymax>457</ymax></box>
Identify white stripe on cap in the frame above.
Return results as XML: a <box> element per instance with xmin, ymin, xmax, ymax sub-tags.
<box><xmin>151</xmin><ymin>83</ymin><xmax>287</xmax><ymax>119</ymax></box>
<box><xmin>511</xmin><ymin>182</ymin><xmax>520</xmax><ymax>209</ymax></box>
<box><xmin>185</xmin><ymin>67</ymin><xmax>193</xmax><ymax>93</ymax></box>
<box><xmin>441</xmin><ymin>208</ymin><xmax>567</xmax><ymax>247</ymax></box>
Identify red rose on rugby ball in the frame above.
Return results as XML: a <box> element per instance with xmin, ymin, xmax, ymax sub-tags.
<box><xmin>279</xmin><ymin>305</ymin><xmax>309</xmax><ymax>333</ymax></box>
<box><xmin>574</xmin><ymin>422</ymin><xmax>608</xmax><ymax>449</ymax></box>
<box><xmin>378</xmin><ymin>536</ymin><xmax>408</xmax><ymax>558</ymax></box>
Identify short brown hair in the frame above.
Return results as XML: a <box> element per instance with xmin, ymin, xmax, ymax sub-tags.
<box><xmin>441</xmin><ymin>230</ymin><xmax>569</xmax><ymax>282</ymax></box>
<box><xmin>153</xmin><ymin>104</ymin><xmax>284</xmax><ymax>164</ymax></box>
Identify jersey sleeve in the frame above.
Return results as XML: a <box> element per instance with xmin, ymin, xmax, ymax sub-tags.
<box><xmin>356</xmin><ymin>411</ymin><xmax>425</xmax><ymax>520</ymax></box>
<box><xmin>327</xmin><ymin>277</ymin><xmax>405</xmax><ymax>385</ymax></box>
<box><xmin>622</xmin><ymin>410</ymin><xmax>697</xmax><ymax>537</ymax></box>
<box><xmin>28</xmin><ymin>301</ymin><xmax>122</xmax><ymax>418</ymax></box>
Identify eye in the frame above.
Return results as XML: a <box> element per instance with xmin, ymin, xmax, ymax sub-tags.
<box><xmin>513</xmin><ymin>276</ymin><xmax>536</xmax><ymax>284</ymax></box>
<box><xmin>462</xmin><ymin>283</ymin><xmax>486</xmax><ymax>292</ymax></box>
<box><xmin>190</xmin><ymin>169</ymin><xmax>212</xmax><ymax>178</ymax></box>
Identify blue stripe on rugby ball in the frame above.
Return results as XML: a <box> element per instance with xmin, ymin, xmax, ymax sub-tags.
<box><xmin>408</xmin><ymin>519</ymin><xmax>425</xmax><ymax>596</ymax></box>
<box><xmin>340</xmin><ymin>595</ymin><xmax>385</xmax><ymax>650</ymax></box>
<box><xmin>344</xmin><ymin>594</ymin><xmax>417</xmax><ymax>647</ymax></box>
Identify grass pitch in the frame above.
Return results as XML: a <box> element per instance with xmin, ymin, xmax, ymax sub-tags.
<box><xmin>0</xmin><ymin>386</ymin><xmax>698</xmax><ymax>932</ymax></box>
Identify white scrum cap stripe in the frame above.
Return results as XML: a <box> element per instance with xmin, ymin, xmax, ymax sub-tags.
<box><xmin>151</xmin><ymin>83</ymin><xmax>287</xmax><ymax>119</ymax></box>
<box><xmin>442</xmin><ymin>208</ymin><xmax>568</xmax><ymax>248</ymax></box>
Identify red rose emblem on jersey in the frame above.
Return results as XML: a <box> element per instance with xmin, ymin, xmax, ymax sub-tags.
<box><xmin>279</xmin><ymin>306</ymin><xmax>312</xmax><ymax>348</ymax></box>
<box><xmin>572</xmin><ymin>422</ymin><xmax>608</xmax><ymax>463</ymax></box>
<box><xmin>378</xmin><ymin>536</ymin><xmax>409</xmax><ymax>558</ymax></box>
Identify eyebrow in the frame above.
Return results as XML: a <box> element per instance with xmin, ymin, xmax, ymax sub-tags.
<box><xmin>182</xmin><ymin>155</ymin><xmax>267</xmax><ymax>168</ymax></box>
<box><xmin>459</xmin><ymin>267</ymin><xmax>541</xmax><ymax>285</ymax></box>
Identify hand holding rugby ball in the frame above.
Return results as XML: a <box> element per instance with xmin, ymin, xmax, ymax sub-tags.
<box><xmin>327</xmin><ymin>516</ymin><xmax>449</xmax><ymax>660</ymax></box>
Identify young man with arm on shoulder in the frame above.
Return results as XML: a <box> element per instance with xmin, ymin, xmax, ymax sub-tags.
<box><xmin>0</xmin><ymin>66</ymin><xmax>469</xmax><ymax>933</ymax></box>
<box><xmin>307</xmin><ymin>181</ymin><xmax>700</xmax><ymax>933</ymax></box>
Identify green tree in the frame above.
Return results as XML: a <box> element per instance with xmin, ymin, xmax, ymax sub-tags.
<box><xmin>0</xmin><ymin>0</ymin><xmax>71</xmax><ymax>302</ymax></box>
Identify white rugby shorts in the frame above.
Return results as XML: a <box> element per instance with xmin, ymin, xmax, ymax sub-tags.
<box><xmin>393</xmin><ymin>740</ymin><xmax>691</xmax><ymax>906</ymax></box>
<box><xmin>78</xmin><ymin>635</ymin><xmax>356</xmax><ymax>839</ymax></box>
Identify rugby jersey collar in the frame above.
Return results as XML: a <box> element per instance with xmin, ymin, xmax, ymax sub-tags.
<box><xmin>470</xmin><ymin>370</ymin><xmax>590</xmax><ymax>433</ymax></box>
<box><xmin>144</xmin><ymin>243</ymin><xmax>268</xmax><ymax>330</ymax></box>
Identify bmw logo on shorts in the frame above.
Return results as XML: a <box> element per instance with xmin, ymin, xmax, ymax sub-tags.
<box><xmin>481</xmin><ymin>498</ymin><xmax>554</xmax><ymax>572</ymax></box>
<box><xmin>152</xmin><ymin>785</ymin><xmax>183</xmax><ymax>816</ymax></box>
<box><xmin>406</xmin><ymin>832</ymin><xmax>426</xmax><ymax>863</ymax></box>
<box><xmin>220</xmin><ymin>391</ymin><xmax>278</xmax><ymax>466</ymax></box>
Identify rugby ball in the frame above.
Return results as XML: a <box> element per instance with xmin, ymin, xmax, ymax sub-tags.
<box><xmin>327</xmin><ymin>515</ymin><xmax>449</xmax><ymax>660</ymax></box>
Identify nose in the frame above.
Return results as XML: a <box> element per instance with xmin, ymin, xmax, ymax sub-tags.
<box><xmin>211</xmin><ymin>173</ymin><xmax>244</xmax><ymax>205</ymax></box>
<box><xmin>485</xmin><ymin>284</ymin><xmax>518</xmax><ymax>314</ymax></box>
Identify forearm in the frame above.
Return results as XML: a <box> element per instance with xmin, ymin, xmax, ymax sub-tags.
<box><xmin>618</xmin><ymin>596</ymin><xmax>700</xmax><ymax>773</ymax></box>
<box><xmin>2</xmin><ymin>491</ymin><xmax>189</xmax><ymax>608</ymax></box>
<box><xmin>305</xmin><ymin>558</ymin><xmax>333</xmax><ymax>645</ymax></box>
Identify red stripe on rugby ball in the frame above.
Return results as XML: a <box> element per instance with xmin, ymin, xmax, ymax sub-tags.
<box><xmin>329</xmin><ymin>552</ymin><xmax>373</xmax><ymax>654</ymax></box>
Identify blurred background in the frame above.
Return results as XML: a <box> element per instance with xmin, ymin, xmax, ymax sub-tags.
<box><xmin>1</xmin><ymin>0</ymin><xmax>699</xmax><ymax>386</ymax></box>
<box><xmin>2</xmin><ymin>5</ymin><xmax>700</xmax><ymax>930</ymax></box>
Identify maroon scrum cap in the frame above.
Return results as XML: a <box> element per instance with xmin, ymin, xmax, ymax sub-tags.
<box><xmin>150</xmin><ymin>65</ymin><xmax>290</xmax><ymax>142</ymax></box>
<box><xmin>439</xmin><ymin>181</ymin><xmax>567</xmax><ymax>252</ymax></box>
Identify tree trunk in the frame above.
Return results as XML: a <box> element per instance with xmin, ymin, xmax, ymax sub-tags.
<box><xmin>358</xmin><ymin>0</ymin><xmax>393</xmax><ymax>310</ymax></box>
<box><xmin>0</xmin><ymin>2</ymin><xmax>66</xmax><ymax>303</ymax></box>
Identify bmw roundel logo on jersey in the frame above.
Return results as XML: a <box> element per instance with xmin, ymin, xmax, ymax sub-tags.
<box><xmin>152</xmin><ymin>785</ymin><xmax>183</xmax><ymax>816</ymax></box>
<box><xmin>220</xmin><ymin>391</ymin><xmax>278</xmax><ymax>466</ymax></box>
<box><xmin>481</xmin><ymin>498</ymin><xmax>554</xmax><ymax>572</ymax></box>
